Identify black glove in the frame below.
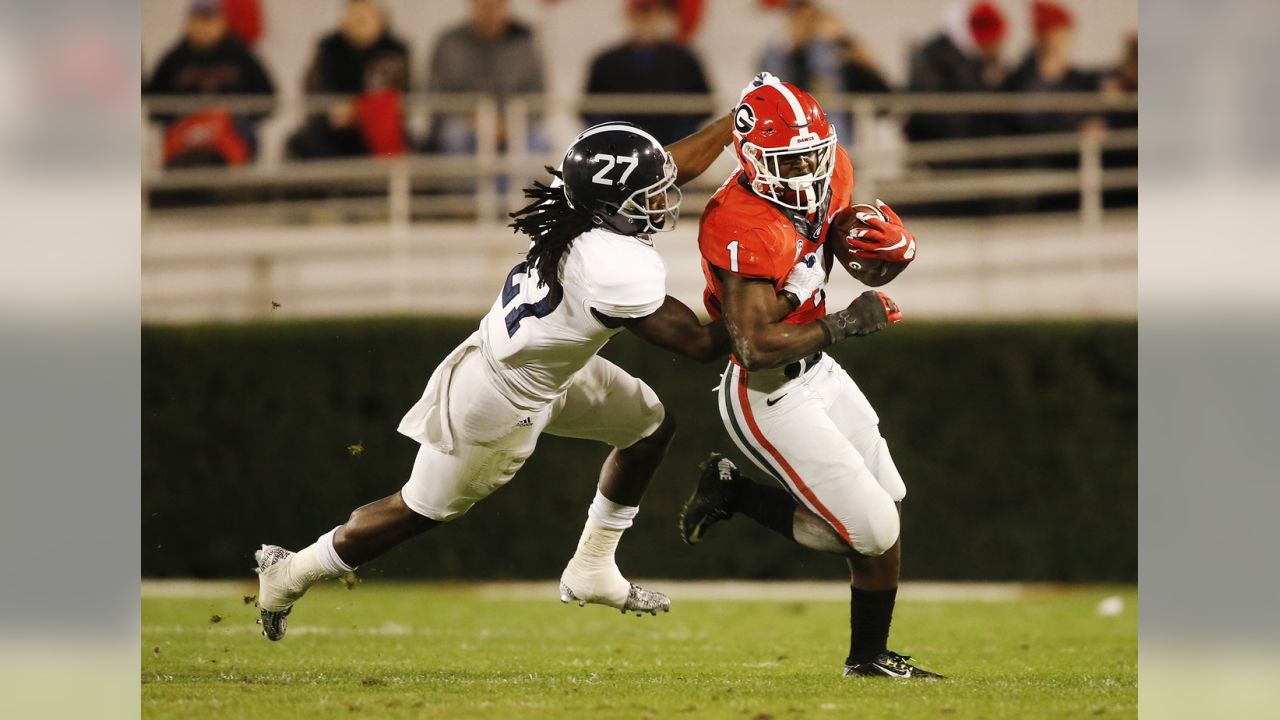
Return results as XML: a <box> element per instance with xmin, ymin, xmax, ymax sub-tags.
<box><xmin>817</xmin><ymin>291</ymin><xmax>902</xmax><ymax>344</ymax></box>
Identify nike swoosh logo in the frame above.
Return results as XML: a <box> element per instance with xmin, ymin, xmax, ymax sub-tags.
<box><xmin>877</xmin><ymin>232</ymin><xmax>909</xmax><ymax>253</ymax></box>
<box><xmin>873</xmin><ymin>664</ymin><xmax>911</xmax><ymax>678</ymax></box>
<box><xmin>766</xmin><ymin>394</ymin><xmax>787</xmax><ymax>407</ymax></box>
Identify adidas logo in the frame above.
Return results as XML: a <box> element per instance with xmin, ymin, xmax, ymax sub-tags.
<box><xmin>515</xmin><ymin>417</ymin><xmax>532</xmax><ymax>427</ymax></box>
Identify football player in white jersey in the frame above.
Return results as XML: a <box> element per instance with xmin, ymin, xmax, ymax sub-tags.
<box><xmin>253</xmin><ymin>120</ymin><xmax>826</xmax><ymax>640</ymax></box>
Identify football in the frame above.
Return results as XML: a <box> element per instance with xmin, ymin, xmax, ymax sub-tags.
<box><xmin>827</xmin><ymin>203</ymin><xmax>887</xmax><ymax>278</ymax></box>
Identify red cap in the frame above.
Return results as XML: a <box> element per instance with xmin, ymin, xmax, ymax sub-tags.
<box><xmin>1033</xmin><ymin>1</ymin><xmax>1073</xmax><ymax>39</ymax></box>
<box><xmin>968</xmin><ymin>2</ymin><xmax>1006</xmax><ymax>49</ymax></box>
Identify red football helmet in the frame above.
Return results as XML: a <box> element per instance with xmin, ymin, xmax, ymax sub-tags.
<box><xmin>731</xmin><ymin>72</ymin><xmax>837</xmax><ymax>214</ymax></box>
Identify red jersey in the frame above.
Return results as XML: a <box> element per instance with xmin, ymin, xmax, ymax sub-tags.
<box><xmin>699</xmin><ymin>145</ymin><xmax>855</xmax><ymax>326</ymax></box>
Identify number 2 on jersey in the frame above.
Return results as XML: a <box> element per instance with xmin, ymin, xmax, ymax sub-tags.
<box><xmin>501</xmin><ymin>261</ymin><xmax>561</xmax><ymax>337</ymax></box>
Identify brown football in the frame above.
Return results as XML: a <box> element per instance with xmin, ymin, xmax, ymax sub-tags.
<box><xmin>826</xmin><ymin>203</ymin><xmax>886</xmax><ymax>278</ymax></box>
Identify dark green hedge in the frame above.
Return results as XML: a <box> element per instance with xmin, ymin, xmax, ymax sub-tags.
<box><xmin>142</xmin><ymin>318</ymin><xmax>1135</xmax><ymax>582</ymax></box>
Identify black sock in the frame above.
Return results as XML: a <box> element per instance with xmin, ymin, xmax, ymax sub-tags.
<box><xmin>848</xmin><ymin>586</ymin><xmax>897</xmax><ymax>664</ymax></box>
<box><xmin>730</xmin><ymin>479</ymin><xmax>796</xmax><ymax>541</ymax></box>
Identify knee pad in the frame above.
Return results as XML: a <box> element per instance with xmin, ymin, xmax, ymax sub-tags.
<box><xmin>847</xmin><ymin>495</ymin><xmax>900</xmax><ymax>557</ymax></box>
<box><xmin>615</xmin><ymin>399</ymin><xmax>668</xmax><ymax>450</ymax></box>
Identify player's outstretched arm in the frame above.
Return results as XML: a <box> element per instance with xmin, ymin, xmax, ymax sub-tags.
<box><xmin>594</xmin><ymin>293</ymin><xmax>795</xmax><ymax>364</ymax></box>
<box><xmin>667</xmin><ymin>113</ymin><xmax>733</xmax><ymax>187</ymax></box>
<box><xmin>605</xmin><ymin>297</ymin><xmax>728</xmax><ymax>364</ymax></box>
<box><xmin>717</xmin><ymin>267</ymin><xmax>901</xmax><ymax>371</ymax></box>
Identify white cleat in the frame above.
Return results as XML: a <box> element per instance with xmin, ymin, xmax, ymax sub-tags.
<box><xmin>558</xmin><ymin>578</ymin><xmax>671</xmax><ymax>616</ymax></box>
<box><xmin>560</xmin><ymin>581</ymin><xmax>590</xmax><ymax>608</ymax></box>
<box><xmin>254</xmin><ymin>544</ymin><xmax>298</xmax><ymax>641</ymax></box>
<box><xmin>558</xmin><ymin>522</ymin><xmax>670</xmax><ymax>616</ymax></box>
<box><xmin>621</xmin><ymin>583</ymin><xmax>672</xmax><ymax>616</ymax></box>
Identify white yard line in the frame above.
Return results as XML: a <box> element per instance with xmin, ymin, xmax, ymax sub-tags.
<box><xmin>142</xmin><ymin>579</ymin><xmax>1088</xmax><ymax>602</ymax></box>
<box><xmin>143</xmin><ymin>621</ymin><xmax>416</xmax><ymax>637</ymax></box>
<box><xmin>142</xmin><ymin>580</ymin><xmax>255</xmax><ymax>598</ymax></box>
<box><xmin>470</xmin><ymin>580</ymin><xmax>1076</xmax><ymax>602</ymax></box>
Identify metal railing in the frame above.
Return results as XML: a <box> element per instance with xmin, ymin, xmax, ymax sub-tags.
<box><xmin>142</xmin><ymin>91</ymin><xmax>1137</xmax><ymax>225</ymax></box>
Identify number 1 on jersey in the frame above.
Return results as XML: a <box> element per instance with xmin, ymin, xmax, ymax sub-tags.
<box><xmin>727</xmin><ymin>240</ymin><xmax>740</xmax><ymax>272</ymax></box>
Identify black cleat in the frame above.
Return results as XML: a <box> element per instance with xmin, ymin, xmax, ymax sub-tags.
<box><xmin>843</xmin><ymin>651</ymin><xmax>945</xmax><ymax>679</ymax></box>
<box><xmin>679</xmin><ymin>453</ymin><xmax>740</xmax><ymax>545</ymax></box>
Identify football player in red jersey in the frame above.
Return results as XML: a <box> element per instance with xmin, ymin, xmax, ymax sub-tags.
<box><xmin>679</xmin><ymin>73</ymin><xmax>940</xmax><ymax>678</ymax></box>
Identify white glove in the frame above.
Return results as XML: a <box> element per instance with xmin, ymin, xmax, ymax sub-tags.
<box><xmin>782</xmin><ymin>252</ymin><xmax>825</xmax><ymax>307</ymax></box>
<box><xmin>739</xmin><ymin>71</ymin><xmax>780</xmax><ymax>100</ymax></box>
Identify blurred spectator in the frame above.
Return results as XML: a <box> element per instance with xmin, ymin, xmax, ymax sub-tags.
<box><xmin>759</xmin><ymin>0</ymin><xmax>890</xmax><ymax>141</ymax></box>
<box><xmin>221</xmin><ymin>0</ymin><xmax>263</xmax><ymax>47</ymax></box>
<box><xmin>839</xmin><ymin>34</ymin><xmax>892</xmax><ymax>98</ymax></box>
<box><xmin>1101</xmin><ymin>32</ymin><xmax>1138</xmax><ymax>127</ymax></box>
<box><xmin>1001</xmin><ymin>1</ymin><xmax>1104</xmax><ymax>213</ymax></box>
<box><xmin>583</xmin><ymin>0</ymin><xmax>712</xmax><ymax>145</ymax></box>
<box><xmin>1101</xmin><ymin>32</ymin><xmax>1137</xmax><ymax>207</ymax></box>
<box><xmin>761</xmin><ymin>1</ymin><xmax>889</xmax><ymax>96</ymax></box>
<box><xmin>286</xmin><ymin>0</ymin><xmax>410</xmax><ymax>159</ymax></box>
<box><xmin>144</xmin><ymin>0</ymin><xmax>274</xmax><ymax>167</ymax></box>
<box><xmin>671</xmin><ymin>0</ymin><xmax>708</xmax><ymax>45</ymax></box>
<box><xmin>903</xmin><ymin>1</ymin><xmax>1007</xmax><ymax>145</ymax></box>
<box><xmin>1002</xmin><ymin>2</ymin><xmax>1100</xmax><ymax>138</ymax></box>
<box><xmin>425</xmin><ymin>0</ymin><xmax>544</xmax><ymax>154</ymax></box>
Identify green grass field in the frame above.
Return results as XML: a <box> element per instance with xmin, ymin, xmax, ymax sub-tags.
<box><xmin>142</xmin><ymin>581</ymin><xmax>1136</xmax><ymax>719</ymax></box>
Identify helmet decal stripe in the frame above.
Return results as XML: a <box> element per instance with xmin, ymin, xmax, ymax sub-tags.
<box><xmin>773</xmin><ymin>83</ymin><xmax>808</xmax><ymax>127</ymax></box>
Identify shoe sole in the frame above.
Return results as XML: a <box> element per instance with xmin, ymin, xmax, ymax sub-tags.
<box><xmin>678</xmin><ymin>497</ymin><xmax>707</xmax><ymax>545</ymax></box>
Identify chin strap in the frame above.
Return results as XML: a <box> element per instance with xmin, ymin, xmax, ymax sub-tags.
<box><xmin>778</xmin><ymin>178</ymin><xmax>820</xmax><ymax>214</ymax></box>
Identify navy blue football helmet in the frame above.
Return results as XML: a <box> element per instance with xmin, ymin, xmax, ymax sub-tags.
<box><xmin>559</xmin><ymin>122</ymin><xmax>681</xmax><ymax>236</ymax></box>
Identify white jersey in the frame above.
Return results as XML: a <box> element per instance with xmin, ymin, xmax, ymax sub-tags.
<box><xmin>477</xmin><ymin>228</ymin><xmax>667</xmax><ymax>408</ymax></box>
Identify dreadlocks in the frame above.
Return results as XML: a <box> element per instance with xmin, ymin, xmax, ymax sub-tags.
<box><xmin>508</xmin><ymin>167</ymin><xmax>598</xmax><ymax>296</ymax></box>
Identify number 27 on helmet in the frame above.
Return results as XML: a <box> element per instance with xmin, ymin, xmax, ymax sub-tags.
<box><xmin>560</xmin><ymin>122</ymin><xmax>682</xmax><ymax>236</ymax></box>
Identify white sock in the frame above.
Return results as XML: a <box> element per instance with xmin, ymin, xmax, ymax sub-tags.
<box><xmin>315</xmin><ymin>526</ymin><xmax>356</xmax><ymax>574</ymax></box>
<box><xmin>561</xmin><ymin>519</ymin><xmax>631</xmax><ymax>607</ymax></box>
<box><xmin>587</xmin><ymin>487</ymin><xmax>640</xmax><ymax>530</ymax></box>
<box><xmin>560</xmin><ymin>489</ymin><xmax>639</xmax><ymax>608</ymax></box>
<box><xmin>282</xmin><ymin>527</ymin><xmax>352</xmax><ymax>597</ymax></box>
